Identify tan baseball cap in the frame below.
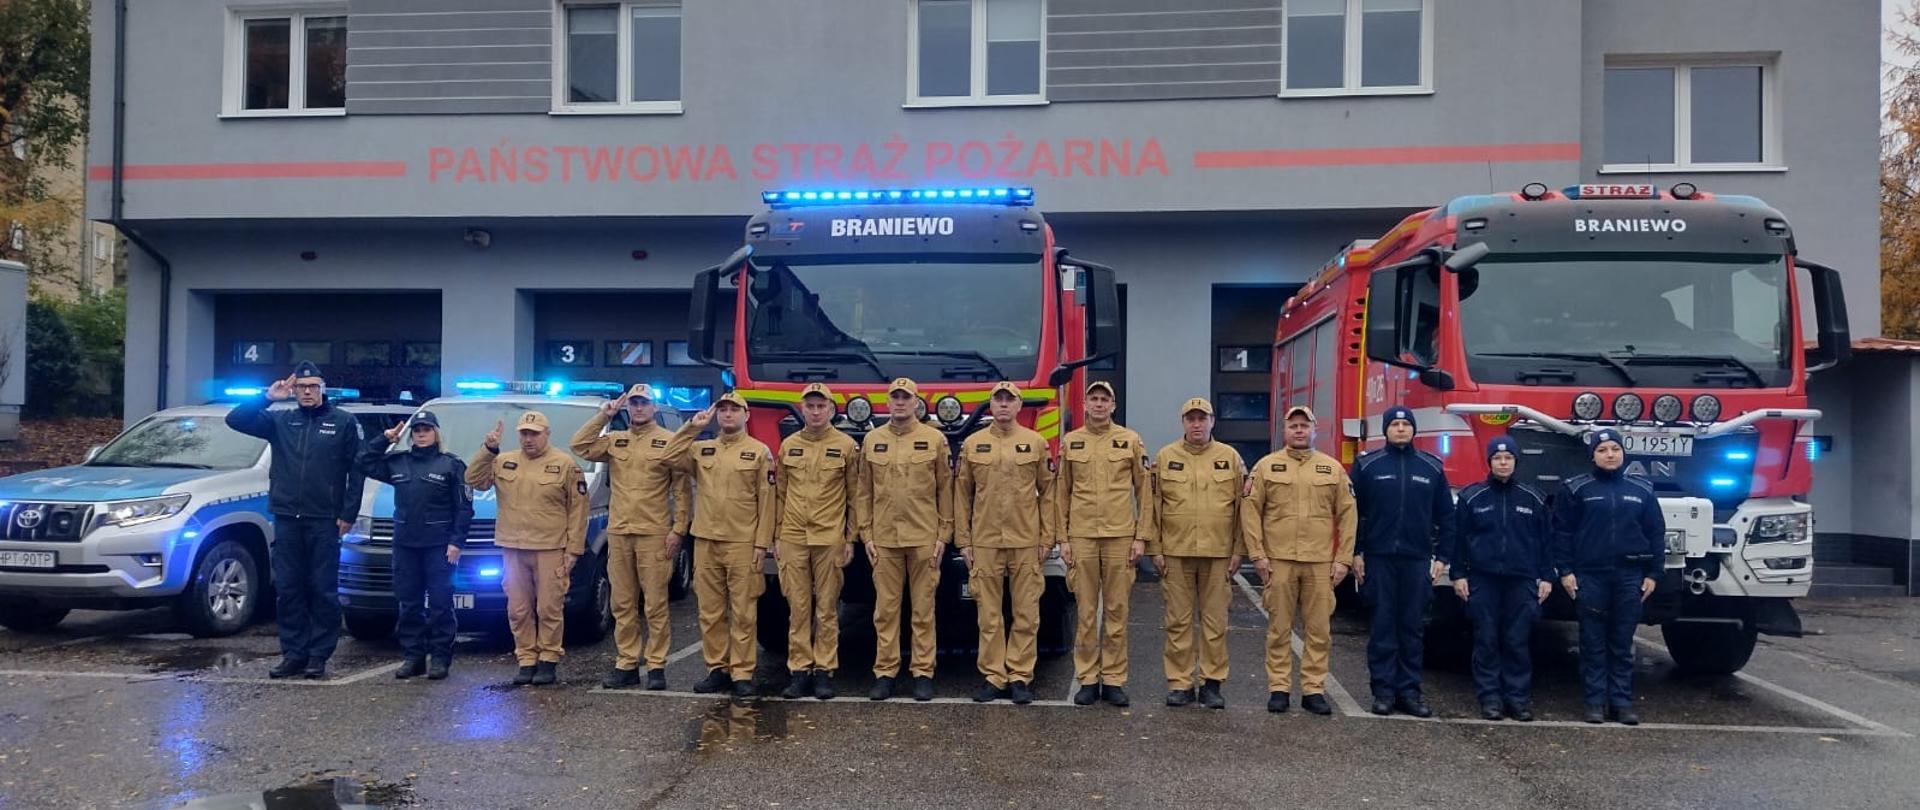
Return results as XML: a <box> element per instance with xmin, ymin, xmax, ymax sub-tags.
<box><xmin>1086</xmin><ymin>380</ymin><xmax>1116</xmax><ymax>397</ymax></box>
<box><xmin>1181</xmin><ymin>397</ymin><xmax>1214</xmax><ymax>416</ymax></box>
<box><xmin>623</xmin><ymin>383</ymin><xmax>655</xmax><ymax>402</ymax></box>
<box><xmin>888</xmin><ymin>378</ymin><xmax>919</xmax><ymax>397</ymax></box>
<box><xmin>990</xmin><ymin>381</ymin><xmax>1023</xmax><ymax>400</ymax></box>
<box><xmin>717</xmin><ymin>391</ymin><xmax>749</xmax><ymax>409</ymax></box>
<box><xmin>516</xmin><ymin>410</ymin><xmax>551</xmax><ymax>434</ymax></box>
<box><xmin>1284</xmin><ymin>404</ymin><xmax>1316</xmax><ymax>422</ymax></box>
<box><xmin>800</xmin><ymin>382</ymin><xmax>835</xmax><ymax>401</ymax></box>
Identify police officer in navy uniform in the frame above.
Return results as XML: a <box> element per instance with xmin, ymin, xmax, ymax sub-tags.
<box><xmin>359</xmin><ymin>410</ymin><xmax>474</xmax><ymax>681</ymax></box>
<box><xmin>225</xmin><ymin>360</ymin><xmax>366</xmax><ymax>679</ymax></box>
<box><xmin>1553</xmin><ymin>428</ymin><xmax>1666</xmax><ymax>725</ymax></box>
<box><xmin>1440</xmin><ymin>436</ymin><xmax>1552</xmax><ymax>721</ymax></box>
<box><xmin>1351</xmin><ymin>405</ymin><xmax>1455</xmax><ymax>717</ymax></box>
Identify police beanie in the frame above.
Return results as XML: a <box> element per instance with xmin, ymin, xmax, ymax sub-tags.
<box><xmin>1384</xmin><ymin>405</ymin><xmax>1416</xmax><ymax>432</ymax></box>
<box><xmin>1588</xmin><ymin>428</ymin><xmax>1624</xmax><ymax>453</ymax></box>
<box><xmin>292</xmin><ymin>360</ymin><xmax>325</xmax><ymax>380</ymax></box>
<box><xmin>1486</xmin><ymin>435</ymin><xmax>1518</xmax><ymax>462</ymax></box>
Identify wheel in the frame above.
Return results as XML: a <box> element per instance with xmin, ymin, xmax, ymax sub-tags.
<box><xmin>668</xmin><ymin>540</ymin><xmax>694</xmax><ymax>601</ymax></box>
<box><xmin>344</xmin><ymin>611</ymin><xmax>395</xmax><ymax>641</ymax></box>
<box><xmin>564</xmin><ymin>550</ymin><xmax>613</xmax><ymax>645</ymax></box>
<box><xmin>0</xmin><ymin>600</ymin><xmax>70</xmax><ymax>633</ymax></box>
<box><xmin>1661</xmin><ymin>620</ymin><xmax>1758</xmax><ymax>675</ymax></box>
<box><xmin>173</xmin><ymin>539</ymin><xmax>261</xmax><ymax>638</ymax></box>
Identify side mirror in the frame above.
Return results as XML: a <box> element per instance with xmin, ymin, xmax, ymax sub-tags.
<box><xmin>1079</xmin><ymin>261</ymin><xmax>1121</xmax><ymax>362</ymax></box>
<box><xmin>1046</xmin><ymin>365</ymin><xmax>1075</xmax><ymax>388</ymax></box>
<box><xmin>1798</xmin><ymin>260</ymin><xmax>1851</xmax><ymax>373</ymax></box>
<box><xmin>1443</xmin><ymin>241</ymin><xmax>1490</xmax><ymax>273</ymax></box>
<box><xmin>1418</xmin><ymin>368</ymin><xmax>1457</xmax><ymax>391</ymax></box>
<box><xmin>687</xmin><ymin>246</ymin><xmax>752</xmax><ymax>370</ymax></box>
<box><xmin>1365</xmin><ymin>266</ymin><xmax>1413</xmax><ymax>367</ymax></box>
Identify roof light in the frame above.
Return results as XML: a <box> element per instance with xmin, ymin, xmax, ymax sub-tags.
<box><xmin>1670</xmin><ymin>182</ymin><xmax>1698</xmax><ymax>199</ymax></box>
<box><xmin>1520</xmin><ymin>182</ymin><xmax>1549</xmax><ymax>200</ymax></box>
<box><xmin>455</xmin><ymin>380</ymin><xmax>504</xmax><ymax>393</ymax></box>
<box><xmin>324</xmin><ymin>387</ymin><xmax>361</xmax><ymax>401</ymax></box>
<box><xmin>222</xmin><ymin>386</ymin><xmax>264</xmax><ymax>398</ymax></box>
<box><xmin>762</xmin><ymin>188</ymin><xmax>1035</xmax><ymax>208</ymax></box>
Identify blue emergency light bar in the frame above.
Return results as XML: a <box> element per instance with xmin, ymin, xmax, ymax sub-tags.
<box><xmin>217</xmin><ymin>385</ymin><xmax>359</xmax><ymax>400</ymax></box>
<box><xmin>454</xmin><ymin>379</ymin><xmax>625</xmax><ymax>398</ymax></box>
<box><xmin>762</xmin><ymin>187</ymin><xmax>1035</xmax><ymax>208</ymax></box>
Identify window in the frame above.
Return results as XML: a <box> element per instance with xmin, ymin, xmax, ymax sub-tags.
<box><xmin>1217</xmin><ymin>392</ymin><xmax>1271</xmax><ymax>421</ymax></box>
<box><xmin>554</xmin><ymin>2</ymin><xmax>682</xmax><ymax>113</ymax></box>
<box><xmin>606</xmin><ymin>340</ymin><xmax>653</xmax><ymax>366</ymax></box>
<box><xmin>287</xmin><ymin>341</ymin><xmax>332</xmax><ymax>366</ymax></box>
<box><xmin>232</xmin><ymin>340</ymin><xmax>277</xmax><ymax>366</ymax></box>
<box><xmin>1602</xmin><ymin>58</ymin><xmax>1780</xmax><ymax>172</ymax></box>
<box><xmin>223</xmin><ymin>9</ymin><xmax>346</xmax><ymax>116</ymax></box>
<box><xmin>403</xmin><ymin>342</ymin><xmax>441</xmax><ymax>368</ymax></box>
<box><xmin>345</xmin><ymin>341</ymin><xmax>392</xmax><ymax>366</ymax></box>
<box><xmin>1218</xmin><ymin>346</ymin><xmax>1272</xmax><ymax>373</ymax></box>
<box><xmin>547</xmin><ymin>340</ymin><xmax>594</xmax><ymax>367</ymax></box>
<box><xmin>909</xmin><ymin>0</ymin><xmax>1044</xmax><ymax>106</ymax></box>
<box><xmin>1283</xmin><ymin>0</ymin><xmax>1430</xmax><ymax>96</ymax></box>
<box><xmin>665</xmin><ymin>341</ymin><xmax>699</xmax><ymax>367</ymax></box>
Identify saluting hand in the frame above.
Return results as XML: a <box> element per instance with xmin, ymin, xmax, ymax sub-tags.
<box><xmin>266</xmin><ymin>374</ymin><xmax>296</xmax><ymax>402</ymax></box>
<box><xmin>689</xmin><ymin>406</ymin><xmax>716</xmax><ymax>430</ymax></box>
<box><xmin>485</xmin><ymin>420</ymin><xmax>504</xmax><ymax>452</ymax></box>
<box><xmin>383</xmin><ymin>424</ymin><xmax>404</xmax><ymax>443</ymax></box>
<box><xmin>600</xmin><ymin>399</ymin><xmax>621</xmax><ymax>417</ymax></box>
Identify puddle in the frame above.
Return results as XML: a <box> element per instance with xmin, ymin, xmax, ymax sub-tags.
<box><xmin>169</xmin><ymin>773</ymin><xmax>414</xmax><ymax>809</ymax></box>
<box><xmin>141</xmin><ymin>647</ymin><xmax>267</xmax><ymax>674</ymax></box>
<box><xmin>686</xmin><ymin>699</ymin><xmax>792</xmax><ymax>755</ymax></box>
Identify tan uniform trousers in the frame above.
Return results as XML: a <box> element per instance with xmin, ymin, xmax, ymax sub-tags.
<box><xmin>696</xmin><ymin>538</ymin><xmax>764</xmax><ymax>681</ymax></box>
<box><xmin>872</xmin><ymin>543</ymin><xmax>940</xmax><ymax>679</ymax></box>
<box><xmin>607</xmin><ymin>533</ymin><xmax>673</xmax><ymax>671</ymax></box>
<box><xmin>502</xmin><ymin>547</ymin><xmax>569</xmax><ymax>666</ymax></box>
<box><xmin>1069</xmin><ymin>536</ymin><xmax>1136</xmax><ymax>686</ymax></box>
<box><xmin>1264</xmin><ymin>559</ymin><xmax>1336</xmax><ymax>694</ymax></box>
<box><xmin>1162</xmin><ymin>555</ymin><xmax>1231</xmax><ymax>691</ymax></box>
<box><xmin>971</xmin><ymin>545</ymin><xmax>1043</xmax><ymax>688</ymax></box>
<box><xmin>777</xmin><ymin>541</ymin><xmax>845</xmax><ymax>673</ymax></box>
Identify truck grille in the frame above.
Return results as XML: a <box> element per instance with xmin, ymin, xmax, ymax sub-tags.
<box><xmin>366</xmin><ymin>518</ymin><xmax>496</xmax><ymax>548</ymax></box>
<box><xmin>1506</xmin><ymin>426</ymin><xmax>1760</xmax><ymax>513</ymax></box>
<box><xmin>0</xmin><ymin>502</ymin><xmax>93</xmax><ymax>542</ymax></box>
<box><xmin>338</xmin><ymin>561</ymin><xmax>394</xmax><ymax>592</ymax></box>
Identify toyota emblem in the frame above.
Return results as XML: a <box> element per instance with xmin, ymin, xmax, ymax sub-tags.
<box><xmin>16</xmin><ymin>508</ymin><xmax>45</xmax><ymax>529</ymax></box>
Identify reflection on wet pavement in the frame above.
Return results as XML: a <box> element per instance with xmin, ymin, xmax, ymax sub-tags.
<box><xmin>168</xmin><ymin>773</ymin><xmax>415</xmax><ymax>810</ymax></box>
<box><xmin>688</xmin><ymin>700</ymin><xmax>792</xmax><ymax>755</ymax></box>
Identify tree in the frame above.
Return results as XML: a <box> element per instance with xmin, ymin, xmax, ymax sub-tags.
<box><xmin>1885</xmin><ymin>4</ymin><xmax>1920</xmax><ymax>339</ymax></box>
<box><xmin>23</xmin><ymin>299</ymin><xmax>79</xmax><ymax>417</ymax></box>
<box><xmin>0</xmin><ymin>0</ymin><xmax>90</xmax><ymax>289</ymax></box>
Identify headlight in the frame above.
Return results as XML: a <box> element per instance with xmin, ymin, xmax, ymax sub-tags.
<box><xmin>845</xmin><ymin>396</ymin><xmax>873</xmax><ymax>424</ymax></box>
<box><xmin>914</xmin><ymin>398</ymin><xmax>928</xmax><ymax>420</ymax></box>
<box><xmin>935</xmin><ymin>395</ymin><xmax>963</xmax><ymax>424</ymax></box>
<box><xmin>1664</xmin><ymin>529</ymin><xmax>1687</xmax><ymax>554</ymax></box>
<box><xmin>342</xmin><ymin>515</ymin><xmax>373</xmax><ymax>545</ymax></box>
<box><xmin>98</xmin><ymin>494</ymin><xmax>192</xmax><ymax>528</ymax></box>
<box><xmin>1612</xmin><ymin>393</ymin><xmax>1644</xmax><ymax>422</ymax></box>
<box><xmin>1753</xmin><ymin>513</ymin><xmax>1810</xmax><ymax>542</ymax></box>
<box><xmin>1571</xmin><ymin>392</ymin><xmax>1604</xmax><ymax>421</ymax></box>
<box><xmin>1691</xmin><ymin>394</ymin><xmax>1722</xmax><ymax>422</ymax></box>
<box><xmin>1651</xmin><ymin>394</ymin><xmax>1683</xmax><ymax>423</ymax></box>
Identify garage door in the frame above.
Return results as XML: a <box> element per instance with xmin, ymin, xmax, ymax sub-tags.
<box><xmin>531</xmin><ymin>291</ymin><xmax>729</xmax><ymax>412</ymax></box>
<box><xmin>216</xmin><ymin>292</ymin><xmax>442</xmax><ymax>402</ymax></box>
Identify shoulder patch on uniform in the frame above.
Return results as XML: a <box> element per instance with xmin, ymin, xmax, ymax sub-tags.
<box><xmin>1168</xmin><ymin>460</ymin><xmax>1185</xmax><ymax>471</ymax></box>
<box><xmin>614</xmin><ymin>438</ymin><xmax>630</xmax><ymax>447</ymax></box>
<box><xmin>502</xmin><ymin>461</ymin><xmax>519</xmax><ymax>470</ymax></box>
<box><xmin>1214</xmin><ymin>459</ymin><xmax>1230</xmax><ymax>470</ymax></box>
<box><xmin>788</xmin><ymin>447</ymin><xmax>805</xmax><ymax>456</ymax></box>
<box><xmin>576</xmin><ymin>480</ymin><xmax>588</xmax><ymax>495</ymax></box>
<box><xmin>1069</xmin><ymin>440</ymin><xmax>1085</xmax><ymax>450</ymax></box>
<box><xmin>974</xmin><ymin>443</ymin><xmax>991</xmax><ymax>453</ymax></box>
<box><xmin>651</xmin><ymin>438</ymin><xmax>668</xmax><ymax>448</ymax></box>
<box><xmin>1016</xmin><ymin>443</ymin><xmax>1032</xmax><ymax>453</ymax></box>
<box><xmin>914</xmin><ymin>441</ymin><xmax>930</xmax><ymax>450</ymax></box>
<box><xmin>874</xmin><ymin>443</ymin><xmax>888</xmax><ymax>453</ymax></box>
<box><xmin>1315</xmin><ymin>464</ymin><xmax>1333</xmax><ymax>474</ymax></box>
<box><xmin>546</xmin><ymin>464</ymin><xmax>563</xmax><ymax>473</ymax></box>
<box><xmin>740</xmin><ymin>451</ymin><xmax>756</xmax><ymax>461</ymax></box>
<box><xmin>825</xmin><ymin>447</ymin><xmax>843</xmax><ymax>458</ymax></box>
<box><xmin>1113</xmin><ymin>439</ymin><xmax>1129</xmax><ymax>449</ymax></box>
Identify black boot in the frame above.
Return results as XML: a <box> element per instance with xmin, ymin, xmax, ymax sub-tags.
<box><xmin>1301</xmin><ymin>694</ymin><xmax>1333</xmax><ymax>715</ymax></box>
<box><xmin>1480</xmin><ymin>703</ymin><xmax>1505</xmax><ymax>721</ymax></box>
<box><xmin>1583</xmin><ymin>704</ymin><xmax>1606</xmax><ymax>724</ymax></box>
<box><xmin>731</xmin><ymin>679</ymin><xmax>755</xmax><ymax>700</ymax></box>
<box><xmin>1166</xmin><ymin>689</ymin><xmax>1195</xmax><ymax>707</ymax></box>
<box><xmin>1198</xmin><ymin>680</ymin><xmax>1225</xmax><ymax>710</ymax></box>
<box><xmin>530</xmin><ymin>661</ymin><xmax>557</xmax><ymax>686</ymax></box>
<box><xmin>513</xmin><ymin>665</ymin><xmax>537</xmax><ymax>686</ymax></box>
<box><xmin>1009</xmin><ymin>681</ymin><xmax>1033</xmax><ymax>705</ymax></box>
<box><xmin>426</xmin><ymin>658</ymin><xmax>451</xmax><ymax>681</ymax></box>
<box><xmin>813</xmin><ymin>671</ymin><xmax>836</xmax><ymax>700</ymax></box>
<box><xmin>1613</xmin><ymin>706</ymin><xmax>1640</xmax><ymax>726</ymax></box>
<box><xmin>1396</xmin><ymin>695</ymin><xmax>1434</xmax><ymax>719</ymax></box>
<box><xmin>782</xmin><ymin>672</ymin><xmax>813</xmax><ymax>699</ymax></box>
<box><xmin>1102</xmin><ymin>685</ymin><xmax>1131</xmax><ymax>707</ymax></box>
<box><xmin>268</xmin><ymin>658</ymin><xmax>307</xmax><ymax>679</ymax></box>
<box><xmin>1370</xmin><ymin>698</ymin><xmax>1394</xmax><ymax>716</ymax></box>
<box><xmin>394</xmin><ymin>659</ymin><xmax>426</xmax><ymax>680</ymax></box>
<box><xmin>645</xmin><ymin>668</ymin><xmax>667</xmax><ymax>690</ymax></box>
<box><xmin>603</xmin><ymin>667</ymin><xmax>641</xmax><ymax>689</ymax></box>
<box><xmin>869</xmin><ymin>676</ymin><xmax>896</xmax><ymax>701</ymax></box>
<box><xmin>1073</xmin><ymin>684</ymin><xmax>1100</xmax><ymax>706</ymax></box>
<box><xmin>302</xmin><ymin>661</ymin><xmax>328</xmax><ymax>680</ymax></box>
<box><xmin>1506</xmin><ymin>702</ymin><xmax>1534</xmax><ymax>722</ymax></box>
<box><xmin>973</xmin><ymin>680</ymin><xmax>1008</xmax><ymax>703</ymax></box>
<box><xmin>1267</xmin><ymin>691</ymin><xmax>1291</xmax><ymax>713</ymax></box>
<box><xmin>911</xmin><ymin>676</ymin><xmax>934</xmax><ymax>702</ymax></box>
<box><xmin>693</xmin><ymin>668</ymin><xmax>730</xmax><ymax>694</ymax></box>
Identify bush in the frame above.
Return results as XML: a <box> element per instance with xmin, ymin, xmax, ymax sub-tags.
<box><xmin>60</xmin><ymin>289</ymin><xmax>125</xmax><ymax>416</ymax></box>
<box><xmin>24</xmin><ymin>299</ymin><xmax>79</xmax><ymax>417</ymax></box>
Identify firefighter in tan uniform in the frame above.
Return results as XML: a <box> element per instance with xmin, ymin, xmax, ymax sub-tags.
<box><xmin>568</xmin><ymin>383</ymin><xmax>691</xmax><ymax>691</ymax></box>
<box><xmin>1058</xmin><ymin>380</ymin><xmax>1150</xmax><ymax>707</ymax></box>
<box><xmin>1243</xmin><ymin>405</ymin><xmax>1358</xmax><ymax>716</ymax></box>
<box><xmin>856</xmin><ymin>378</ymin><xmax>953</xmax><ymax>703</ymax></box>
<box><xmin>663</xmin><ymin>393</ymin><xmax>775</xmax><ymax>700</ymax></box>
<box><xmin>1147</xmin><ymin>397</ymin><xmax>1245</xmax><ymax>709</ymax></box>
<box><xmin>956</xmin><ymin>381</ymin><xmax>1058</xmax><ymax>705</ymax></box>
<box><xmin>465</xmin><ymin>410</ymin><xmax>589</xmax><ymax>687</ymax></box>
<box><xmin>773</xmin><ymin>383</ymin><xmax>860</xmax><ymax>701</ymax></box>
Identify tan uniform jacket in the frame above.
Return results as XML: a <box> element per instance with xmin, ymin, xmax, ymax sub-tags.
<box><xmin>568</xmin><ymin>412</ymin><xmax>691</xmax><ymax>537</ymax></box>
<box><xmin>954</xmin><ymin>425</ymin><xmax>1057</xmax><ymax>549</ymax></box>
<box><xmin>465</xmin><ymin>447</ymin><xmax>589</xmax><ymax>555</ymax></box>
<box><xmin>855</xmin><ymin>421</ymin><xmax>954</xmax><ymax>548</ymax></box>
<box><xmin>1240</xmin><ymin>448</ymin><xmax>1358</xmax><ymax>564</ymax></box>
<box><xmin>662</xmin><ymin>422</ymin><xmax>775</xmax><ymax>548</ymax></box>
<box><xmin>775</xmin><ymin>427</ymin><xmax>860</xmax><ymax>546</ymax></box>
<box><xmin>1058</xmin><ymin>423</ymin><xmax>1150</xmax><ymax>541</ymax></box>
<box><xmin>1147</xmin><ymin>440</ymin><xmax>1247</xmax><ymax>558</ymax></box>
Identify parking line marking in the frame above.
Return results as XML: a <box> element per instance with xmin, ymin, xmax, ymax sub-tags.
<box><xmin>666</xmin><ymin>642</ymin><xmax>703</xmax><ymax>666</ymax></box>
<box><xmin>1357</xmin><ymin>711</ymin><xmax>1907</xmax><ymax>737</ymax></box>
<box><xmin>0</xmin><ymin>661</ymin><xmax>404</xmax><ymax>688</ymax></box>
<box><xmin>0</xmin><ymin>668</ymin><xmax>171</xmax><ymax>682</ymax></box>
<box><xmin>1233</xmin><ymin>573</ymin><xmax>1367</xmax><ymax>717</ymax></box>
<box><xmin>1634</xmin><ymin>637</ymin><xmax>1910</xmax><ymax>737</ymax></box>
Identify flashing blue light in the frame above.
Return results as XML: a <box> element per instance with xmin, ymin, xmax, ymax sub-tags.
<box><xmin>887</xmin><ymin>190</ymin><xmax>903</xmax><ymax>199</ymax></box>
<box><xmin>0</xmin><ymin>501</ymin><xmax>9</xmax><ymax>508</ymax></box>
<box><xmin>478</xmin><ymin>567</ymin><xmax>502</xmax><ymax>578</ymax></box>
<box><xmin>181</xmin><ymin>529</ymin><xmax>199</xmax><ymax>540</ymax></box>
<box><xmin>1723</xmin><ymin>450</ymin><xmax>1753</xmax><ymax>462</ymax></box>
<box><xmin>720</xmin><ymin>368</ymin><xmax>737</xmax><ymax>388</ymax></box>
<box><xmin>223</xmin><ymin>386</ymin><xmax>264</xmax><ymax>398</ymax></box>
<box><xmin>1708</xmin><ymin>476</ymin><xmax>1740</xmax><ymax>489</ymax></box>
<box><xmin>455</xmin><ymin>380</ymin><xmax>504</xmax><ymax>393</ymax></box>
<box><xmin>1438</xmin><ymin>433</ymin><xmax>1452</xmax><ymax>457</ymax></box>
<box><xmin>1806</xmin><ymin>442</ymin><xmax>1821</xmax><ymax>461</ymax></box>
<box><xmin>759</xmin><ymin>187</ymin><xmax>1036</xmax><ymax>208</ymax></box>
<box><xmin>324</xmin><ymin>387</ymin><xmax>361</xmax><ymax>400</ymax></box>
<box><xmin>545</xmin><ymin>380</ymin><xmax>565</xmax><ymax>396</ymax></box>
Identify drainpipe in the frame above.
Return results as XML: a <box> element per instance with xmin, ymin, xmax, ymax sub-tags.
<box><xmin>108</xmin><ymin>0</ymin><xmax>171</xmax><ymax>412</ymax></box>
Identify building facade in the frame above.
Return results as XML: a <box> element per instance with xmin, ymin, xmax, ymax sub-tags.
<box><xmin>90</xmin><ymin>0</ymin><xmax>1880</xmax><ymax>468</ymax></box>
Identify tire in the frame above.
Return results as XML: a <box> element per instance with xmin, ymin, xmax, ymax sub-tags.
<box><xmin>344</xmin><ymin>611</ymin><xmax>396</xmax><ymax>641</ymax></box>
<box><xmin>0</xmin><ymin>600</ymin><xmax>70</xmax><ymax>633</ymax></box>
<box><xmin>668</xmin><ymin>540</ymin><xmax>694</xmax><ymax>602</ymax></box>
<box><xmin>564</xmin><ymin>550</ymin><xmax>613</xmax><ymax>646</ymax></box>
<box><xmin>173</xmin><ymin>539</ymin><xmax>261</xmax><ymax>638</ymax></box>
<box><xmin>1661</xmin><ymin>620</ymin><xmax>1758</xmax><ymax>675</ymax></box>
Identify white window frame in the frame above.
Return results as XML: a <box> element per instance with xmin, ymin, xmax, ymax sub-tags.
<box><xmin>550</xmin><ymin>1</ymin><xmax>684</xmax><ymax>115</ymax></box>
<box><xmin>1280</xmin><ymin>0</ymin><xmax>1433</xmax><ymax>98</ymax></box>
<box><xmin>1600</xmin><ymin>55</ymin><xmax>1785</xmax><ymax>174</ymax></box>
<box><xmin>905</xmin><ymin>0</ymin><xmax>1049</xmax><ymax>109</ymax></box>
<box><xmin>221</xmin><ymin>6</ymin><xmax>349</xmax><ymax>118</ymax></box>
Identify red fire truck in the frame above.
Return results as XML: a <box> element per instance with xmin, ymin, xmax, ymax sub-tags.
<box><xmin>684</xmin><ymin>186</ymin><xmax>1121</xmax><ymax>657</ymax></box>
<box><xmin>1271</xmin><ymin>182</ymin><xmax>1851</xmax><ymax>674</ymax></box>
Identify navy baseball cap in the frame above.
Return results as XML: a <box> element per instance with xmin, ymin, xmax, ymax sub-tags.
<box><xmin>411</xmin><ymin>410</ymin><xmax>440</xmax><ymax>429</ymax></box>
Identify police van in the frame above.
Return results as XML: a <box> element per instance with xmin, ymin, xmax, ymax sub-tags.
<box><xmin>338</xmin><ymin>380</ymin><xmax>692</xmax><ymax>643</ymax></box>
<box><xmin>0</xmin><ymin>387</ymin><xmax>390</xmax><ymax>636</ymax></box>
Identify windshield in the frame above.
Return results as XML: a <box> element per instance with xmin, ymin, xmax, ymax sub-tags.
<box><xmin>744</xmin><ymin>257</ymin><xmax>1044</xmax><ymax>383</ymax></box>
<box><xmin>409</xmin><ymin>401</ymin><xmax>601</xmax><ymax>472</ymax></box>
<box><xmin>1458</xmin><ymin>253</ymin><xmax>1791</xmax><ymax>387</ymax></box>
<box><xmin>89</xmin><ymin>416</ymin><xmax>266</xmax><ymax>470</ymax></box>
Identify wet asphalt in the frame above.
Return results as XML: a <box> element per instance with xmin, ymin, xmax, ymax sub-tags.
<box><xmin>2</xmin><ymin>582</ymin><xmax>1918</xmax><ymax>809</ymax></box>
